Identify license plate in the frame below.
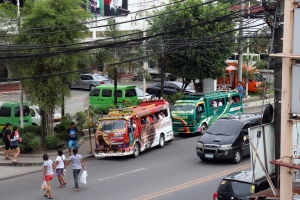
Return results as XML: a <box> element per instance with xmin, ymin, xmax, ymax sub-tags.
<box><xmin>178</xmin><ymin>128</ymin><xmax>184</xmax><ymax>131</ymax></box>
<box><xmin>205</xmin><ymin>154</ymin><xmax>214</xmax><ymax>158</ymax></box>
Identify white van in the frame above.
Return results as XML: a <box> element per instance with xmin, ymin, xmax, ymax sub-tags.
<box><xmin>29</xmin><ymin>106</ymin><xmax>62</xmax><ymax>126</ymax></box>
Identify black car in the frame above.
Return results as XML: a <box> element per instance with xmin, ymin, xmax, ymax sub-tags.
<box><xmin>146</xmin><ymin>81</ymin><xmax>195</xmax><ymax>97</ymax></box>
<box><xmin>213</xmin><ymin>170</ymin><xmax>275</xmax><ymax>200</ymax></box>
<box><xmin>196</xmin><ymin>113</ymin><xmax>263</xmax><ymax>164</ymax></box>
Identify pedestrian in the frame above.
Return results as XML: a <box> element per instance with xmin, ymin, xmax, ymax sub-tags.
<box><xmin>54</xmin><ymin>149</ymin><xmax>67</xmax><ymax>188</ymax></box>
<box><xmin>3</xmin><ymin>123</ymin><xmax>12</xmax><ymax>160</ymax></box>
<box><xmin>67</xmin><ymin>122</ymin><xmax>79</xmax><ymax>156</ymax></box>
<box><xmin>42</xmin><ymin>153</ymin><xmax>54</xmax><ymax>199</ymax></box>
<box><xmin>10</xmin><ymin>126</ymin><xmax>22</xmax><ymax>164</ymax></box>
<box><xmin>235</xmin><ymin>81</ymin><xmax>244</xmax><ymax>98</ymax></box>
<box><xmin>64</xmin><ymin>148</ymin><xmax>86</xmax><ymax>191</ymax></box>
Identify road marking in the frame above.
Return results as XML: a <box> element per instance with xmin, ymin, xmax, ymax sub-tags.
<box><xmin>134</xmin><ymin>163</ymin><xmax>250</xmax><ymax>200</ymax></box>
<box><xmin>99</xmin><ymin>168</ymin><xmax>146</xmax><ymax>181</ymax></box>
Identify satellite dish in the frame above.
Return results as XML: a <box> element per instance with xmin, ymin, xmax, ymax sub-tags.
<box><xmin>262</xmin><ymin>104</ymin><xmax>274</xmax><ymax>124</ymax></box>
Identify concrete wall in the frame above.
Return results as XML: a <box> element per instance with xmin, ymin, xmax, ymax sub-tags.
<box><xmin>0</xmin><ymin>81</ymin><xmax>20</xmax><ymax>94</ymax></box>
<box><xmin>259</xmin><ymin>69</ymin><xmax>274</xmax><ymax>83</ymax></box>
<box><xmin>202</xmin><ymin>78</ymin><xmax>217</xmax><ymax>93</ymax></box>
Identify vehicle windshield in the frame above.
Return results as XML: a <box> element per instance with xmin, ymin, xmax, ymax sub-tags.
<box><xmin>98</xmin><ymin>120</ymin><xmax>126</xmax><ymax>132</ymax></box>
<box><xmin>207</xmin><ymin>121</ymin><xmax>243</xmax><ymax>136</ymax></box>
<box><xmin>136</xmin><ymin>88</ymin><xmax>150</xmax><ymax>96</ymax></box>
<box><xmin>173</xmin><ymin>103</ymin><xmax>195</xmax><ymax>112</ymax></box>
<box><xmin>94</xmin><ymin>75</ymin><xmax>109</xmax><ymax>80</ymax></box>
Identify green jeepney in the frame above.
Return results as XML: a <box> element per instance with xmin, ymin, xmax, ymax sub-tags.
<box><xmin>171</xmin><ymin>91</ymin><xmax>243</xmax><ymax>134</ymax></box>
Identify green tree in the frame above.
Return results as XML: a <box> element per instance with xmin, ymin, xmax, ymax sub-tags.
<box><xmin>148</xmin><ymin>0</ymin><xmax>237</xmax><ymax>90</ymax></box>
<box><xmin>13</xmin><ymin>0</ymin><xmax>91</xmax><ymax>141</ymax></box>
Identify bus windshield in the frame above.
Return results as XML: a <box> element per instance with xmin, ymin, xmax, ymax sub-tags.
<box><xmin>173</xmin><ymin>103</ymin><xmax>195</xmax><ymax>113</ymax></box>
<box><xmin>98</xmin><ymin>120</ymin><xmax>126</xmax><ymax>132</ymax></box>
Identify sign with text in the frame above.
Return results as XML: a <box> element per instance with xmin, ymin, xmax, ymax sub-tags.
<box><xmin>292</xmin><ymin>64</ymin><xmax>300</xmax><ymax>114</ymax></box>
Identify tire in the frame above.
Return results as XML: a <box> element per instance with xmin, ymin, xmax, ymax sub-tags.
<box><xmin>201</xmin><ymin>123</ymin><xmax>208</xmax><ymax>134</ymax></box>
<box><xmin>90</xmin><ymin>85</ymin><xmax>96</xmax><ymax>91</ymax></box>
<box><xmin>132</xmin><ymin>142</ymin><xmax>140</xmax><ymax>158</ymax></box>
<box><xmin>159</xmin><ymin>134</ymin><xmax>165</xmax><ymax>148</ymax></box>
<box><xmin>232</xmin><ymin>149</ymin><xmax>242</xmax><ymax>164</ymax></box>
<box><xmin>200</xmin><ymin>157</ymin><xmax>208</xmax><ymax>161</ymax></box>
<box><xmin>151</xmin><ymin>93</ymin><xmax>156</xmax><ymax>98</ymax></box>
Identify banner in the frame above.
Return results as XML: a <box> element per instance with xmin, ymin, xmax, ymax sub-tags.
<box><xmin>103</xmin><ymin>0</ymin><xmax>128</xmax><ymax>16</ymax></box>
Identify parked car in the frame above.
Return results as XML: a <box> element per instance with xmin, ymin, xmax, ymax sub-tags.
<box><xmin>213</xmin><ymin>170</ymin><xmax>275</xmax><ymax>200</ymax></box>
<box><xmin>29</xmin><ymin>106</ymin><xmax>62</xmax><ymax>126</ymax></box>
<box><xmin>135</xmin><ymin>88</ymin><xmax>152</xmax><ymax>100</ymax></box>
<box><xmin>196</xmin><ymin>113</ymin><xmax>263</xmax><ymax>164</ymax></box>
<box><xmin>69</xmin><ymin>74</ymin><xmax>113</xmax><ymax>91</ymax></box>
<box><xmin>146</xmin><ymin>81</ymin><xmax>195</xmax><ymax>97</ymax></box>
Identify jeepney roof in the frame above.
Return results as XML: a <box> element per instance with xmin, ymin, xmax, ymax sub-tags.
<box><xmin>99</xmin><ymin>99</ymin><xmax>169</xmax><ymax>120</ymax></box>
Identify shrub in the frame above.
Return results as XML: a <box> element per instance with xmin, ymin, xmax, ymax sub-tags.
<box><xmin>19</xmin><ymin>125</ymin><xmax>42</xmax><ymax>136</ymax></box>
<box><xmin>163</xmin><ymin>92</ymin><xmax>184</xmax><ymax>104</ymax></box>
<box><xmin>44</xmin><ymin>136</ymin><xmax>59</xmax><ymax>149</ymax></box>
<box><xmin>56</xmin><ymin>114</ymin><xmax>72</xmax><ymax>134</ymax></box>
<box><xmin>73</xmin><ymin>111</ymin><xmax>86</xmax><ymax>131</ymax></box>
<box><xmin>19</xmin><ymin>133</ymin><xmax>40</xmax><ymax>153</ymax></box>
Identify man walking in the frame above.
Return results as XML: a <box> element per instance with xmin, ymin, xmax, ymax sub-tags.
<box><xmin>3</xmin><ymin>123</ymin><xmax>12</xmax><ymax>160</ymax></box>
<box><xmin>67</xmin><ymin>122</ymin><xmax>79</xmax><ymax>156</ymax></box>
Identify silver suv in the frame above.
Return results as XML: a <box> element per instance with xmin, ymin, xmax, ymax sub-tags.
<box><xmin>69</xmin><ymin>74</ymin><xmax>113</xmax><ymax>91</ymax></box>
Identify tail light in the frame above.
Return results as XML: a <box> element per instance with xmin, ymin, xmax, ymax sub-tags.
<box><xmin>100</xmin><ymin>81</ymin><xmax>105</xmax><ymax>84</ymax></box>
<box><xmin>213</xmin><ymin>192</ymin><xmax>218</xmax><ymax>200</ymax></box>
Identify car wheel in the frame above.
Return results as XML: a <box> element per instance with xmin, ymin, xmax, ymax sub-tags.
<box><xmin>132</xmin><ymin>142</ymin><xmax>140</xmax><ymax>158</ymax></box>
<box><xmin>159</xmin><ymin>134</ymin><xmax>165</xmax><ymax>148</ymax></box>
<box><xmin>90</xmin><ymin>85</ymin><xmax>96</xmax><ymax>91</ymax></box>
<box><xmin>201</xmin><ymin>123</ymin><xmax>208</xmax><ymax>134</ymax></box>
<box><xmin>232</xmin><ymin>149</ymin><xmax>242</xmax><ymax>164</ymax></box>
<box><xmin>200</xmin><ymin>157</ymin><xmax>208</xmax><ymax>161</ymax></box>
<box><xmin>151</xmin><ymin>93</ymin><xmax>156</xmax><ymax>98</ymax></box>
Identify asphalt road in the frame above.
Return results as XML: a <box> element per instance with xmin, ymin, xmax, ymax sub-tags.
<box><xmin>0</xmin><ymin>135</ymin><xmax>251</xmax><ymax>200</ymax></box>
<box><xmin>0</xmin><ymin>82</ymin><xmax>264</xmax><ymax>200</ymax></box>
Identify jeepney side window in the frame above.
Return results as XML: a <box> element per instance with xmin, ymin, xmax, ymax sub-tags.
<box><xmin>161</xmin><ymin>109</ymin><xmax>168</xmax><ymax>117</ymax></box>
<box><xmin>232</xmin><ymin>95</ymin><xmax>240</xmax><ymax>103</ymax></box>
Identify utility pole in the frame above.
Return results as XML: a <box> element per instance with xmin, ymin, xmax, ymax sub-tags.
<box><xmin>273</xmin><ymin>0</ymin><xmax>284</xmax><ymax>188</ymax></box>
<box><xmin>245</xmin><ymin>0</ymin><xmax>250</xmax><ymax>98</ymax></box>
<box><xmin>237</xmin><ymin>0</ymin><xmax>245</xmax><ymax>83</ymax></box>
<box><xmin>142</xmin><ymin>0</ymin><xmax>147</xmax><ymax>99</ymax></box>
<box><xmin>270</xmin><ymin>0</ymin><xmax>297</xmax><ymax>198</ymax></box>
<box><xmin>17</xmin><ymin>0</ymin><xmax>24</xmax><ymax>128</ymax></box>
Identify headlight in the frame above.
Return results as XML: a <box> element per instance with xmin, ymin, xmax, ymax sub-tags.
<box><xmin>197</xmin><ymin>142</ymin><xmax>203</xmax><ymax>148</ymax></box>
<box><xmin>256</xmin><ymin>84</ymin><xmax>259</xmax><ymax>88</ymax></box>
<box><xmin>220</xmin><ymin>144</ymin><xmax>232</xmax><ymax>149</ymax></box>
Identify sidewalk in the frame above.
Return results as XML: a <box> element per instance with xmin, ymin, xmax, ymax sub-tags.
<box><xmin>0</xmin><ymin>135</ymin><xmax>95</xmax><ymax>167</ymax></box>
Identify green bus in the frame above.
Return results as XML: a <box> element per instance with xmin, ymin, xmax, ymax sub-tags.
<box><xmin>171</xmin><ymin>91</ymin><xmax>243</xmax><ymax>134</ymax></box>
<box><xmin>0</xmin><ymin>102</ymin><xmax>32</xmax><ymax>135</ymax></box>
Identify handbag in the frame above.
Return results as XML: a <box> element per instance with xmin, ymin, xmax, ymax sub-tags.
<box><xmin>10</xmin><ymin>140</ymin><xmax>18</xmax><ymax>146</ymax></box>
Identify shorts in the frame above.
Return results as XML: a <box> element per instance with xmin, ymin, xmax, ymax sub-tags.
<box><xmin>56</xmin><ymin>168</ymin><xmax>64</xmax><ymax>176</ymax></box>
<box><xmin>4</xmin><ymin>141</ymin><xmax>10</xmax><ymax>150</ymax></box>
<box><xmin>45</xmin><ymin>174</ymin><xmax>53</xmax><ymax>181</ymax></box>
<box><xmin>10</xmin><ymin>146</ymin><xmax>18</xmax><ymax>150</ymax></box>
<box><xmin>68</xmin><ymin>140</ymin><xmax>78</xmax><ymax>149</ymax></box>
